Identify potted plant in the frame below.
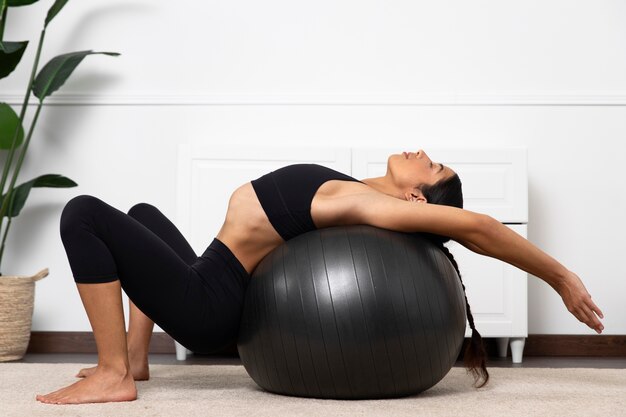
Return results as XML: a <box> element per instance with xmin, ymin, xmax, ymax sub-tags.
<box><xmin>0</xmin><ymin>0</ymin><xmax>118</xmax><ymax>361</ymax></box>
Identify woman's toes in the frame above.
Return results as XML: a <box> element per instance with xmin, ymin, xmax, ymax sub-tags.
<box><xmin>36</xmin><ymin>394</ymin><xmax>52</xmax><ymax>404</ymax></box>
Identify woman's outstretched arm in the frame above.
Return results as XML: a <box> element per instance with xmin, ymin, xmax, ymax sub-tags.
<box><xmin>348</xmin><ymin>191</ymin><xmax>605</xmax><ymax>334</ymax></box>
<box><xmin>454</xmin><ymin>217</ymin><xmax>604</xmax><ymax>334</ymax></box>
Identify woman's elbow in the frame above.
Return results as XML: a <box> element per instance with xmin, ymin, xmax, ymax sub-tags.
<box><xmin>468</xmin><ymin>213</ymin><xmax>499</xmax><ymax>246</ymax></box>
<box><xmin>445</xmin><ymin>212</ymin><xmax>499</xmax><ymax>256</ymax></box>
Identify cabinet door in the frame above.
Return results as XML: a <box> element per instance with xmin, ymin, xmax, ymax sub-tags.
<box><xmin>176</xmin><ymin>144</ymin><xmax>351</xmax><ymax>253</ymax></box>
<box><xmin>447</xmin><ymin>224</ymin><xmax>528</xmax><ymax>338</ymax></box>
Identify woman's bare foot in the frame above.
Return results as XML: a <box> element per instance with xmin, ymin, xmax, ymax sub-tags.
<box><xmin>76</xmin><ymin>354</ymin><xmax>149</xmax><ymax>381</ymax></box>
<box><xmin>36</xmin><ymin>366</ymin><xmax>137</xmax><ymax>405</ymax></box>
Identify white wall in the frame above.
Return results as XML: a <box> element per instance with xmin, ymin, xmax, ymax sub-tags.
<box><xmin>1</xmin><ymin>0</ymin><xmax>624</xmax><ymax>335</ymax></box>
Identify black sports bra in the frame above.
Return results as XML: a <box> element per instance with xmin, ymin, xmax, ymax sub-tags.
<box><xmin>250</xmin><ymin>164</ymin><xmax>364</xmax><ymax>241</ymax></box>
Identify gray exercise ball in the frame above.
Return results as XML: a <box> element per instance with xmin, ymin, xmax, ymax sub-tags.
<box><xmin>237</xmin><ymin>225</ymin><xmax>467</xmax><ymax>399</ymax></box>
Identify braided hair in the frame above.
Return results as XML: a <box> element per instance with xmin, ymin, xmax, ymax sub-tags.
<box><xmin>419</xmin><ymin>173</ymin><xmax>489</xmax><ymax>388</ymax></box>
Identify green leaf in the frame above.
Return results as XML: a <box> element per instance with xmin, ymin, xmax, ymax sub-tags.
<box><xmin>0</xmin><ymin>103</ymin><xmax>23</xmax><ymax>149</ymax></box>
<box><xmin>7</xmin><ymin>0</ymin><xmax>40</xmax><ymax>6</ymax></box>
<box><xmin>0</xmin><ymin>40</ymin><xmax>27</xmax><ymax>79</ymax></box>
<box><xmin>31</xmin><ymin>174</ymin><xmax>76</xmax><ymax>188</ymax></box>
<box><xmin>44</xmin><ymin>0</ymin><xmax>69</xmax><ymax>27</ymax></box>
<box><xmin>0</xmin><ymin>174</ymin><xmax>77</xmax><ymax>218</ymax></box>
<box><xmin>32</xmin><ymin>50</ymin><xmax>120</xmax><ymax>101</ymax></box>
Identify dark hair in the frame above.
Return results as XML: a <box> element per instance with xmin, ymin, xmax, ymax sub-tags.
<box><xmin>419</xmin><ymin>173</ymin><xmax>489</xmax><ymax>389</ymax></box>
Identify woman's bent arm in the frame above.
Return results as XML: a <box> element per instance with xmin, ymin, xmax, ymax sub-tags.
<box><xmin>351</xmin><ymin>192</ymin><xmax>605</xmax><ymax>333</ymax></box>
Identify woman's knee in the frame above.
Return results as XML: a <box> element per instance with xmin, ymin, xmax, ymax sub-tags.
<box><xmin>60</xmin><ymin>195</ymin><xmax>106</xmax><ymax>236</ymax></box>
<box><xmin>127</xmin><ymin>202</ymin><xmax>156</xmax><ymax>218</ymax></box>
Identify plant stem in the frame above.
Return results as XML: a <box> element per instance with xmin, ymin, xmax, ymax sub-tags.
<box><xmin>0</xmin><ymin>192</ymin><xmax>15</xmax><ymax>274</ymax></box>
<box><xmin>0</xmin><ymin>28</ymin><xmax>45</xmax><ymax>274</ymax></box>
<box><xmin>0</xmin><ymin>28</ymin><xmax>44</xmax><ymax>201</ymax></box>
<box><xmin>0</xmin><ymin>5</ymin><xmax>7</xmax><ymax>41</ymax></box>
<box><xmin>0</xmin><ymin>101</ymin><xmax>44</xmax><ymax>272</ymax></box>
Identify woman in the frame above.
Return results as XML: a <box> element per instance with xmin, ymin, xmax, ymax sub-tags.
<box><xmin>36</xmin><ymin>149</ymin><xmax>604</xmax><ymax>405</ymax></box>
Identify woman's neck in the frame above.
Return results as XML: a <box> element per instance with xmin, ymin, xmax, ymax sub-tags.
<box><xmin>360</xmin><ymin>176</ymin><xmax>404</xmax><ymax>200</ymax></box>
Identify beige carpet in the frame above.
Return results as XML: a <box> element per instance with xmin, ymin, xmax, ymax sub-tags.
<box><xmin>1</xmin><ymin>363</ymin><xmax>625</xmax><ymax>417</ymax></box>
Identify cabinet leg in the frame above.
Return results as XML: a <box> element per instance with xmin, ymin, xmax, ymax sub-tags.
<box><xmin>496</xmin><ymin>337</ymin><xmax>509</xmax><ymax>358</ymax></box>
<box><xmin>510</xmin><ymin>337</ymin><xmax>526</xmax><ymax>364</ymax></box>
<box><xmin>175</xmin><ymin>341</ymin><xmax>187</xmax><ymax>361</ymax></box>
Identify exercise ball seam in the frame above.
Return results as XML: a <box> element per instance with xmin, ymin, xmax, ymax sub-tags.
<box><xmin>397</xmin><ymin>234</ymin><xmax>427</xmax><ymax>391</ymax></box>
<box><xmin>296</xmin><ymin>241</ymin><xmax>322</xmax><ymax>397</ymax></box>
<box><xmin>280</xmin><ymin>246</ymin><xmax>309</xmax><ymax>395</ymax></box>
<box><xmin>396</xmin><ymin>231</ymin><xmax>430</xmax><ymax>394</ymax></box>
<box><xmin>259</xmin><ymin>263</ymin><xmax>278</xmax><ymax>393</ymax></box>
<box><xmin>306</xmin><ymin>236</ymin><xmax>339</xmax><ymax>398</ymax></box>
<box><xmin>396</xmin><ymin>232</ymin><xmax>430</xmax><ymax>394</ymax></box>
<box><xmin>374</xmin><ymin>228</ymin><xmax>410</xmax><ymax>395</ymax></box>
<box><xmin>274</xmin><ymin>246</ymin><xmax>297</xmax><ymax>394</ymax></box>
<box><xmin>433</xmin><ymin>246</ymin><xmax>464</xmax><ymax>367</ymax></box>
<box><xmin>420</xmin><ymin>245</ymin><xmax>446</xmax><ymax>385</ymax></box>
<box><xmin>349</xmin><ymin>227</ymin><xmax>384</xmax><ymax>395</ymax></box>
<box><xmin>359</xmin><ymin>225</ymin><xmax>398</xmax><ymax>395</ymax></box>
<box><xmin>427</xmin><ymin>245</ymin><xmax>452</xmax><ymax>379</ymax></box>
<box><xmin>405</xmin><ymin>238</ymin><xmax>437</xmax><ymax>390</ymax></box>
<box><xmin>319</xmin><ymin>231</ymin><xmax>355</xmax><ymax>398</ymax></box>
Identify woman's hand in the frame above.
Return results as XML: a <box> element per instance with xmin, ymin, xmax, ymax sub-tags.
<box><xmin>556</xmin><ymin>271</ymin><xmax>604</xmax><ymax>334</ymax></box>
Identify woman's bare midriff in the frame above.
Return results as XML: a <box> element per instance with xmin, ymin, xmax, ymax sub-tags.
<box><xmin>215</xmin><ymin>180</ymin><xmax>368</xmax><ymax>275</ymax></box>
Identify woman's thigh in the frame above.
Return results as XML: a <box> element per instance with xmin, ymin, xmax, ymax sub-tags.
<box><xmin>126</xmin><ymin>202</ymin><xmax>197</xmax><ymax>265</ymax></box>
<box><xmin>60</xmin><ymin>195</ymin><xmax>248</xmax><ymax>352</ymax></box>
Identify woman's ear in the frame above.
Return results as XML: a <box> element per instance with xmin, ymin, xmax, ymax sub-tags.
<box><xmin>405</xmin><ymin>191</ymin><xmax>428</xmax><ymax>204</ymax></box>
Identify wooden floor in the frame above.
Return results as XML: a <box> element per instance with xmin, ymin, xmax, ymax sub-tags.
<box><xmin>16</xmin><ymin>353</ymin><xmax>626</xmax><ymax>368</ymax></box>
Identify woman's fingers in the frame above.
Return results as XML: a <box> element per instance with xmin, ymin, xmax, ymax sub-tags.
<box><xmin>583</xmin><ymin>296</ymin><xmax>604</xmax><ymax>332</ymax></box>
<box><xmin>577</xmin><ymin>302</ymin><xmax>604</xmax><ymax>333</ymax></box>
<box><xmin>561</xmin><ymin>271</ymin><xmax>604</xmax><ymax>333</ymax></box>
<box><xmin>589</xmin><ymin>303</ymin><xmax>605</xmax><ymax>333</ymax></box>
<box><xmin>589</xmin><ymin>299</ymin><xmax>604</xmax><ymax>319</ymax></box>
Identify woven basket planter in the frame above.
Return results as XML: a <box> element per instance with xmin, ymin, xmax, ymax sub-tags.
<box><xmin>0</xmin><ymin>268</ymin><xmax>48</xmax><ymax>362</ymax></box>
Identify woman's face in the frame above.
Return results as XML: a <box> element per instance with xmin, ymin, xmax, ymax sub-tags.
<box><xmin>389</xmin><ymin>149</ymin><xmax>455</xmax><ymax>189</ymax></box>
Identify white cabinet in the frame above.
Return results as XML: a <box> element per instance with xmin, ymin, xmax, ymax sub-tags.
<box><xmin>176</xmin><ymin>145</ymin><xmax>528</xmax><ymax>363</ymax></box>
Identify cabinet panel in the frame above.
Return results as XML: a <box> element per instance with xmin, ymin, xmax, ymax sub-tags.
<box><xmin>351</xmin><ymin>147</ymin><xmax>528</xmax><ymax>223</ymax></box>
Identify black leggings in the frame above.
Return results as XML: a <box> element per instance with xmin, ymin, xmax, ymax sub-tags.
<box><xmin>59</xmin><ymin>195</ymin><xmax>251</xmax><ymax>353</ymax></box>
